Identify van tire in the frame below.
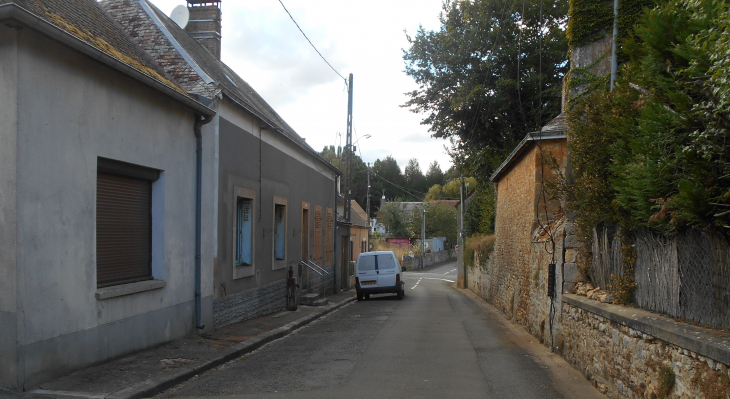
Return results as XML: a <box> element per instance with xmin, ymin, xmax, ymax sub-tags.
<box><xmin>397</xmin><ymin>285</ymin><xmax>404</xmax><ymax>300</ymax></box>
<box><xmin>357</xmin><ymin>292</ymin><xmax>363</xmax><ymax>301</ymax></box>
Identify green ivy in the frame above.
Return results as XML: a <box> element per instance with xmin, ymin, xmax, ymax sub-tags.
<box><xmin>567</xmin><ymin>0</ymin><xmax>613</xmax><ymax>47</ymax></box>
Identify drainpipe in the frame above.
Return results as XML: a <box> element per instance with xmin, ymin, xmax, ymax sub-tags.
<box><xmin>194</xmin><ymin>113</ymin><xmax>214</xmax><ymax>330</ymax></box>
<box><xmin>333</xmin><ymin>175</ymin><xmax>338</xmax><ymax>293</ymax></box>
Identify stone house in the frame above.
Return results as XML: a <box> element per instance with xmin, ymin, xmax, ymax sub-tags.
<box><xmin>0</xmin><ymin>0</ymin><xmax>214</xmax><ymax>390</ymax></box>
<box><xmin>101</xmin><ymin>0</ymin><xmax>344</xmax><ymax>329</ymax></box>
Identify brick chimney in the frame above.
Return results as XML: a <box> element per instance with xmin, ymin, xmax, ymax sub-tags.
<box><xmin>185</xmin><ymin>1</ymin><xmax>221</xmax><ymax>59</ymax></box>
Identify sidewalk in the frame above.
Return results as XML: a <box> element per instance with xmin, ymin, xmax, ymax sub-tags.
<box><xmin>7</xmin><ymin>291</ymin><xmax>355</xmax><ymax>399</ymax></box>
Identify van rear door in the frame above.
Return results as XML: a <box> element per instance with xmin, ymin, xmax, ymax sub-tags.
<box><xmin>357</xmin><ymin>254</ymin><xmax>378</xmax><ymax>288</ymax></box>
<box><xmin>376</xmin><ymin>253</ymin><xmax>397</xmax><ymax>288</ymax></box>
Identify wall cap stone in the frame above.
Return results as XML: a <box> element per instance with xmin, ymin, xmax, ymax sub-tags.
<box><xmin>563</xmin><ymin>294</ymin><xmax>730</xmax><ymax>365</ymax></box>
<box><xmin>96</xmin><ymin>280</ymin><xmax>166</xmax><ymax>300</ymax></box>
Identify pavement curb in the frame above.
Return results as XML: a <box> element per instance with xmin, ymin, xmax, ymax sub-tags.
<box><xmin>107</xmin><ymin>296</ymin><xmax>356</xmax><ymax>399</ymax></box>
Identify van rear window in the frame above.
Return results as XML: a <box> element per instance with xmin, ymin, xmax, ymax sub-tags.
<box><xmin>378</xmin><ymin>254</ymin><xmax>396</xmax><ymax>269</ymax></box>
<box><xmin>358</xmin><ymin>255</ymin><xmax>376</xmax><ymax>271</ymax></box>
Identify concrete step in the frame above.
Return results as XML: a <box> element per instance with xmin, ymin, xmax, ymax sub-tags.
<box><xmin>300</xmin><ymin>293</ymin><xmax>320</xmax><ymax>306</ymax></box>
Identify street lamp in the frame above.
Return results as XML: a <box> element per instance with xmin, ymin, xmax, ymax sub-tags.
<box><xmin>352</xmin><ymin>134</ymin><xmax>371</xmax><ymax>153</ymax></box>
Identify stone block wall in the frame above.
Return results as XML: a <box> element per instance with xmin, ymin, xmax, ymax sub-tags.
<box><xmin>561</xmin><ymin>299</ymin><xmax>730</xmax><ymax>399</ymax></box>
<box><xmin>401</xmin><ymin>250</ymin><xmax>455</xmax><ymax>271</ymax></box>
<box><xmin>485</xmin><ymin>139</ymin><xmax>567</xmax><ymax>328</ymax></box>
<box><xmin>213</xmin><ymin>279</ymin><xmax>287</xmax><ymax>328</ymax></box>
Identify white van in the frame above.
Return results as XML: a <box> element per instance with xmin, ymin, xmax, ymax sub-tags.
<box><xmin>355</xmin><ymin>251</ymin><xmax>406</xmax><ymax>301</ymax></box>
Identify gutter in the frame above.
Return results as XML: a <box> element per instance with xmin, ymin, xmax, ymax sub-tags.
<box><xmin>194</xmin><ymin>113</ymin><xmax>214</xmax><ymax>330</ymax></box>
<box><xmin>0</xmin><ymin>3</ymin><xmax>214</xmax><ymax>118</ymax></box>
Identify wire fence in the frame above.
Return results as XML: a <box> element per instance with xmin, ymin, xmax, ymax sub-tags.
<box><xmin>592</xmin><ymin>227</ymin><xmax>730</xmax><ymax>331</ymax></box>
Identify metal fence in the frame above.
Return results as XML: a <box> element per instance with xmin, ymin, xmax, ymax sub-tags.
<box><xmin>592</xmin><ymin>227</ymin><xmax>730</xmax><ymax>331</ymax></box>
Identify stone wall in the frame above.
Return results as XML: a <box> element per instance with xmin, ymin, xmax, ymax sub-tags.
<box><xmin>213</xmin><ymin>279</ymin><xmax>287</xmax><ymax>327</ymax></box>
<box><xmin>401</xmin><ymin>250</ymin><xmax>455</xmax><ymax>271</ymax></box>
<box><xmin>561</xmin><ymin>296</ymin><xmax>730</xmax><ymax>399</ymax></box>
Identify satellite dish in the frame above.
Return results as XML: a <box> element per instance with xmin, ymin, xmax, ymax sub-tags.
<box><xmin>170</xmin><ymin>5</ymin><xmax>189</xmax><ymax>29</ymax></box>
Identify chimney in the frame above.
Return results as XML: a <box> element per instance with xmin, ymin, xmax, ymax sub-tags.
<box><xmin>185</xmin><ymin>1</ymin><xmax>222</xmax><ymax>59</ymax></box>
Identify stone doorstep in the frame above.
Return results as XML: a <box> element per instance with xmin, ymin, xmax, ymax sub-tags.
<box><xmin>563</xmin><ymin>294</ymin><xmax>730</xmax><ymax>366</ymax></box>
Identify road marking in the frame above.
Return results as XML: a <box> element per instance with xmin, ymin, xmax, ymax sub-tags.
<box><xmin>31</xmin><ymin>390</ymin><xmax>108</xmax><ymax>399</ymax></box>
<box><xmin>421</xmin><ymin>277</ymin><xmax>455</xmax><ymax>283</ymax></box>
<box><xmin>444</xmin><ymin>268</ymin><xmax>457</xmax><ymax>275</ymax></box>
<box><xmin>411</xmin><ymin>278</ymin><xmax>422</xmax><ymax>290</ymax></box>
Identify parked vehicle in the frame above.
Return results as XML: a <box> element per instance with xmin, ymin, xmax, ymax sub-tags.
<box><xmin>355</xmin><ymin>251</ymin><xmax>406</xmax><ymax>301</ymax></box>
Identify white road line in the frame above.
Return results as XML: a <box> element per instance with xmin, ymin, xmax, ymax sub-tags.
<box><xmin>411</xmin><ymin>278</ymin><xmax>422</xmax><ymax>290</ymax></box>
<box><xmin>31</xmin><ymin>390</ymin><xmax>108</xmax><ymax>399</ymax></box>
<box><xmin>421</xmin><ymin>277</ymin><xmax>455</xmax><ymax>283</ymax></box>
<box><xmin>444</xmin><ymin>268</ymin><xmax>457</xmax><ymax>275</ymax></box>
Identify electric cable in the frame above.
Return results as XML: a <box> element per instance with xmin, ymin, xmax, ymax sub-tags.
<box><xmin>276</xmin><ymin>0</ymin><xmax>347</xmax><ymax>84</ymax></box>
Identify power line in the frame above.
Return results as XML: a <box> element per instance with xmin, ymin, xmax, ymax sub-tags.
<box><xmin>276</xmin><ymin>0</ymin><xmax>347</xmax><ymax>83</ymax></box>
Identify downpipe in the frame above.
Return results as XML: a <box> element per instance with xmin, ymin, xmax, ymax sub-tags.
<box><xmin>194</xmin><ymin>113</ymin><xmax>214</xmax><ymax>330</ymax></box>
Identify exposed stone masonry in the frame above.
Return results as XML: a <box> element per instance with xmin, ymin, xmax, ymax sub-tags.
<box><xmin>213</xmin><ymin>279</ymin><xmax>287</xmax><ymax>327</ymax></box>
<box><xmin>561</xmin><ymin>302</ymin><xmax>730</xmax><ymax>399</ymax></box>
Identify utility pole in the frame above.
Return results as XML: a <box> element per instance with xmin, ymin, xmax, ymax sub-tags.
<box><xmin>457</xmin><ymin>176</ymin><xmax>464</xmax><ymax>288</ymax></box>
<box><xmin>344</xmin><ymin>73</ymin><xmax>353</xmax><ymax>222</ymax></box>
<box><xmin>610</xmin><ymin>0</ymin><xmax>619</xmax><ymax>90</ymax></box>
<box><xmin>366</xmin><ymin>163</ymin><xmax>371</xmax><ymax>251</ymax></box>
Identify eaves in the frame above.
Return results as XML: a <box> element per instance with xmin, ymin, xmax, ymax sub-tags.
<box><xmin>490</xmin><ymin>130</ymin><xmax>566</xmax><ymax>183</ymax></box>
<box><xmin>0</xmin><ymin>3</ymin><xmax>214</xmax><ymax>117</ymax></box>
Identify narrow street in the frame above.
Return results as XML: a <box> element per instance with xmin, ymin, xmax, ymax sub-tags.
<box><xmin>154</xmin><ymin>261</ymin><xmax>600</xmax><ymax>399</ymax></box>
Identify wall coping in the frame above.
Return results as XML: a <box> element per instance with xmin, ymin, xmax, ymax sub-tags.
<box><xmin>563</xmin><ymin>294</ymin><xmax>730</xmax><ymax>366</ymax></box>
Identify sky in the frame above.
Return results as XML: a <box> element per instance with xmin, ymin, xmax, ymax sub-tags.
<box><xmin>148</xmin><ymin>0</ymin><xmax>452</xmax><ymax>174</ymax></box>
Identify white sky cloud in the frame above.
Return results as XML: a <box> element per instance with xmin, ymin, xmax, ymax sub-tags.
<box><xmin>149</xmin><ymin>0</ymin><xmax>451</xmax><ymax>174</ymax></box>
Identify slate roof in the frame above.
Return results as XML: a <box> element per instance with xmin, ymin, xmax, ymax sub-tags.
<box><xmin>490</xmin><ymin>113</ymin><xmax>568</xmax><ymax>182</ymax></box>
<box><xmin>102</xmin><ymin>0</ymin><xmax>337</xmax><ymax>171</ymax></box>
<box><xmin>0</xmin><ymin>0</ymin><xmax>184</xmax><ymax>93</ymax></box>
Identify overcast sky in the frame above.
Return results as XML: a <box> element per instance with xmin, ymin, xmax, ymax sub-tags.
<box><xmin>148</xmin><ymin>0</ymin><xmax>452</xmax><ymax>174</ymax></box>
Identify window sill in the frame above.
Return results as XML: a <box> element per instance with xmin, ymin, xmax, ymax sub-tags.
<box><xmin>95</xmin><ymin>279</ymin><xmax>166</xmax><ymax>300</ymax></box>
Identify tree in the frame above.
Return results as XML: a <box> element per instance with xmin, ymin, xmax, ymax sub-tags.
<box><xmin>425</xmin><ymin>160</ymin><xmax>445</xmax><ymax>188</ymax></box>
<box><xmin>319</xmin><ymin>145</ymin><xmax>369</xmax><ymax>213</ymax></box>
<box><xmin>377</xmin><ymin>202</ymin><xmax>411</xmax><ymax>238</ymax></box>
<box><xmin>404</xmin><ymin>158</ymin><xmax>426</xmax><ymax>193</ymax></box>
<box><xmin>403</xmin><ymin>0</ymin><xmax>569</xmax><ymax>181</ymax></box>
<box><xmin>372</xmin><ymin>155</ymin><xmax>410</xmax><ymax>202</ymax></box>
<box><xmin>408</xmin><ymin>203</ymin><xmax>459</xmax><ymax>245</ymax></box>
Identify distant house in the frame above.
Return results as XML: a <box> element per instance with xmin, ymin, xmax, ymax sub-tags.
<box><xmin>102</xmin><ymin>0</ymin><xmax>343</xmax><ymax>329</ymax></box>
<box><xmin>0</xmin><ymin>0</ymin><xmax>213</xmax><ymax>389</ymax></box>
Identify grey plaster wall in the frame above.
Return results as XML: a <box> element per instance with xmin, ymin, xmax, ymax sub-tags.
<box><xmin>0</xmin><ymin>25</ymin><xmax>19</xmax><ymax>389</ymax></box>
<box><xmin>214</xmin><ymin>108</ymin><xmax>336</xmax><ymax>308</ymax></box>
<box><xmin>7</xmin><ymin>28</ymin><xmax>202</xmax><ymax>389</ymax></box>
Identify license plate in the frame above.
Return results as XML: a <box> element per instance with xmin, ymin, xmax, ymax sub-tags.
<box><xmin>362</xmin><ymin>281</ymin><xmax>376</xmax><ymax>286</ymax></box>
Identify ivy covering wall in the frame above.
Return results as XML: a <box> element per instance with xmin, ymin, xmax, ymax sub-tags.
<box><xmin>564</xmin><ymin>0</ymin><xmax>730</xmax><ymax>300</ymax></box>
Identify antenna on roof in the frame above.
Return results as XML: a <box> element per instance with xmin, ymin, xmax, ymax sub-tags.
<box><xmin>170</xmin><ymin>5</ymin><xmax>190</xmax><ymax>29</ymax></box>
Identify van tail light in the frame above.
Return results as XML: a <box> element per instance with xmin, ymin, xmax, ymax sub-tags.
<box><xmin>396</xmin><ymin>274</ymin><xmax>400</xmax><ymax>283</ymax></box>
<box><xmin>356</xmin><ymin>277</ymin><xmax>360</xmax><ymax>286</ymax></box>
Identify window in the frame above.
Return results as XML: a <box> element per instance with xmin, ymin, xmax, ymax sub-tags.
<box><xmin>325</xmin><ymin>208</ymin><xmax>333</xmax><ymax>266</ymax></box>
<box><xmin>301</xmin><ymin>202</ymin><xmax>310</xmax><ymax>261</ymax></box>
<box><xmin>232</xmin><ymin>187</ymin><xmax>255</xmax><ymax>279</ymax></box>
<box><xmin>273</xmin><ymin>196</ymin><xmax>287</xmax><ymax>267</ymax></box>
<box><xmin>236</xmin><ymin>197</ymin><xmax>253</xmax><ymax>265</ymax></box>
<box><xmin>314</xmin><ymin>205</ymin><xmax>322</xmax><ymax>265</ymax></box>
<box><xmin>96</xmin><ymin>157</ymin><xmax>160</xmax><ymax>288</ymax></box>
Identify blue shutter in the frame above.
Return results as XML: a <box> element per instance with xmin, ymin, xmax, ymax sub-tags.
<box><xmin>237</xmin><ymin>198</ymin><xmax>253</xmax><ymax>265</ymax></box>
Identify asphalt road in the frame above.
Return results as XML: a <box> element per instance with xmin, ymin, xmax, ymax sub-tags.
<box><xmin>156</xmin><ymin>261</ymin><xmax>601</xmax><ymax>399</ymax></box>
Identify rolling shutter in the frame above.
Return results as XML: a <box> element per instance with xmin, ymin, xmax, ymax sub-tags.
<box><xmin>96</xmin><ymin>172</ymin><xmax>152</xmax><ymax>287</ymax></box>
